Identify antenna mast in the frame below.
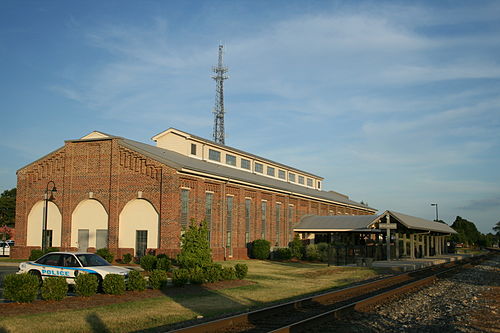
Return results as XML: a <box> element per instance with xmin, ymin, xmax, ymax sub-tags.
<box><xmin>212</xmin><ymin>44</ymin><xmax>228</xmax><ymax>144</ymax></box>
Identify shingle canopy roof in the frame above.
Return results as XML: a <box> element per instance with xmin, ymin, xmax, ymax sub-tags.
<box><xmin>294</xmin><ymin>210</ymin><xmax>457</xmax><ymax>234</ymax></box>
<box><xmin>118</xmin><ymin>137</ymin><xmax>374</xmax><ymax>211</ymax></box>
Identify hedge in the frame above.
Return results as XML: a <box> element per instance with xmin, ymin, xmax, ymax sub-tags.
<box><xmin>172</xmin><ymin>268</ymin><xmax>190</xmax><ymax>287</ymax></box>
<box><xmin>149</xmin><ymin>269</ymin><xmax>168</xmax><ymax>289</ymax></box>
<box><xmin>252</xmin><ymin>239</ymin><xmax>271</xmax><ymax>260</ymax></box>
<box><xmin>75</xmin><ymin>274</ymin><xmax>99</xmax><ymax>297</ymax></box>
<box><xmin>234</xmin><ymin>264</ymin><xmax>248</xmax><ymax>280</ymax></box>
<box><xmin>3</xmin><ymin>273</ymin><xmax>39</xmax><ymax>303</ymax></box>
<box><xmin>96</xmin><ymin>248</ymin><xmax>114</xmax><ymax>263</ymax></box>
<box><xmin>140</xmin><ymin>255</ymin><xmax>157</xmax><ymax>272</ymax></box>
<box><xmin>41</xmin><ymin>276</ymin><xmax>68</xmax><ymax>301</ymax></box>
<box><xmin>127</xmin><ymin>270</ymin><xmax>147</xmax><ymax>291</ymax></box>
<box><xmin>103</xmin><ymin>274</ymin><xmax>125</xmax><ymax>295</ymax></box>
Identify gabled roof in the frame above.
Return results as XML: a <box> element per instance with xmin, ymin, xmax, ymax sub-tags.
<box><xmin>376</xmin><ymin>211</ymin><xmax>457</xmax><ymax>234</ymax></box>
<box><xmin>294</xmin><ymin>210</ymin><xmax>457</xmax><ymax>234</ymax></box>
<box><xmin>152</xmin><ymin>127</ymin><xmax>323</xmax><ymax>180</ymax></box>
<box><xmin>119</xmin><ymin>137</ymin><xmax>374</xmax><ymax>211</ymax></box>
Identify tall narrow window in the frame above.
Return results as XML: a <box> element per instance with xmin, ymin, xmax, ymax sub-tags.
<box><xmin>245</xmin><ymin>198</ymin><xmax>251</xmax><ymax>244</ymax></box>
<box><xmin>255</xmin><ymin>162</ymin><xmax>263</xmax><ymax>173</ymax></box>
<box><xmin>205</xmin><ymin>192</ymin><xmax>213</xmax><ymax>243</ymax></box>
<box><xmin>261</xmin><ymin>201</ymin><xmax>267</xmax><ymax>239</ymax></box>
<box><xmin>136</xmin><ymin>230</ymin><xmax>148</xmax><ymax>257</ymax></box>
<box><xmin>288</xmin><ymin>173</ymin><xmax>295</xmax><ymax>182</ymax></box>
<box><xmin>288</xmin><ymin>205</ymin><xmax>294</xmax><ymax>242</ymax></box>
<box><xmin>276</xmin><ymin>203</ymin><xmax>282</xmax><ymax>246</ymax></box>
<box><xmin>298</xmin><ymin>176</ymin><xmax>305</xmax><ymax>185</ymax></box>
<box><xmin>226</xmin><ymin>196</ymin><xmax>234</xmax><ymax>250</ymax></box>
<box><xmin>180</xmin><ymin>189</ymin><xmax>189</xmax><ymax>228</ymax></box>
<box><xmin>190</xmin><ymin>143</ymin><xmax>197</xmax><ymax>155</ymax></box>
<box><xmin>307</xmin><ymin>178</ymin><xmax>313</xmax><ymax>187</ymax></box>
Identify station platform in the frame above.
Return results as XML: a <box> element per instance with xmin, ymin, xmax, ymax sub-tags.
<box><xmin>368</xmin><ymin>254</ymin><xmax>475</xmax><ymax>272</ymax></box>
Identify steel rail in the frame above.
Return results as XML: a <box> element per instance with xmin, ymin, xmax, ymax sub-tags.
<box><xmin>170</xmin><ymin>256</ymin><xmax>483</xmax><ymax>333</ymax></box>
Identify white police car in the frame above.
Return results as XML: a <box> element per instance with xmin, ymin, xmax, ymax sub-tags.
<box><xmin>18</xmin><ymin>252</ymin><xmax>130</xmax><ymax>285</ymax></box>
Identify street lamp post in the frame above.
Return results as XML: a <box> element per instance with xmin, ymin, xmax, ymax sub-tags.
<box><xmin>431</xmin><ymin>203</ymin><xmax>439</xmax><ymax>222</ymax></box>
<box><xmin>42</xmin><ymin>181</ymin><xmax>57</xmax><ymax>252</ymax></box>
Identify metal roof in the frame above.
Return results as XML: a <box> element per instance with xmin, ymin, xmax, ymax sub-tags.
<box><xmin>379</xmin><ymin>211</ymin><xmax>457</xmax><ymax>234</ymax></box>
<box><xmin>294</xmin><ymin>210</ymin><xmax>457</xmax><ymax>234</ymax></box>
<box><xmin>119</xmin><ymin>138</ymin><xmax>375</xmax><ymax>211</ymax></box>
<box><xmin>294</xmin><ymin>215</ymin><xmax>378</xmax><ymax>231</ymax></box>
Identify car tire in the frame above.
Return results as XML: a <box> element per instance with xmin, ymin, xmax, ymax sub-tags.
<box><xmin>29</xmin><ymin>270</ymin><xmax>42</xmax><ymax>285</ymax></box>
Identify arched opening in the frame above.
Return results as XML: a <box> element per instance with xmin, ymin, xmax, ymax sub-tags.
<box><xmin>119</xmin><ymin>199</ymin><xmax>158</xmax><ymax>257</ymax></box>
<box><xmin>27</xmin><ymin>201</ymin><xmax>62</xmax><ymax>247</ymax></box>
<box><xmin>71</xmin><ymin>199</ymin><xmax>109</xmax><ymax>251</ymax></box>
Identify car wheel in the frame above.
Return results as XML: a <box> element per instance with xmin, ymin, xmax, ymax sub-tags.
<box><xmin>29</xmin><ymin>270</ymin><xmax>42</xmax><ymax>285</ymax></box>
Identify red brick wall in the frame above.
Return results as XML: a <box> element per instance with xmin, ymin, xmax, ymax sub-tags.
<box><xmin>12</xmin><ymin>137</ymin><xmax>375</xmax><ymax>260</ymax></box>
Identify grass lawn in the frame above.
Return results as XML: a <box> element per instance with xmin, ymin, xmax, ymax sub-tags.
<box><xmin>0</xmin><ymin>257</ymin><xmax>24</xmax><ymax>263</ymax></box>
<box><xmin>0</xmin><ymin>260</ymin><xmax>380</xmax><ymax>333</ymax></box>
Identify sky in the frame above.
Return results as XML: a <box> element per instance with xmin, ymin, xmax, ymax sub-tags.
<box><xmin>1</xmin><ymin>0</ymin><xmax>499</xmax><ymax>233</ymax></box>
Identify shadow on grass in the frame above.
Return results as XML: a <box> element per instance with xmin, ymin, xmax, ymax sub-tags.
<box><xmin>86</xmin><ymin>313</ymin><xmax>111</xmax><ymax>333</ymax></box>
<box><xmin>133</xmin><ymin>284</ymin><xmax>247</xmax><ymax>332</ymax></box>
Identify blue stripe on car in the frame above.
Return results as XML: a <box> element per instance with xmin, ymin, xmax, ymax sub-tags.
<box><xmin>30</xmin><ymin>262</ymin><xmax>97</xmax><ymax>274</ymax></box>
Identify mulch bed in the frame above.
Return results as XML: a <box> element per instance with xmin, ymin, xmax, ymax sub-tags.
<box><xmin>0</xmin><ymin>280</ymin><xmax>255</xmax><ymax>317</ymax></box>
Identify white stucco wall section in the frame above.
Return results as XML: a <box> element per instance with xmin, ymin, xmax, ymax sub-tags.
<box><xmin>118</xmin><ymin>199</ymin><xmax>159</xmax><ymax>251</ymax></box>
<box><xmin>27</xmin><ymin>201</ymin><xmax>62</xmax><ymax>247</ymax></box>
<box><xmin>71</xmin><ymin>199</ymin><xmax>108</xmax><ymax>249</ymax></box>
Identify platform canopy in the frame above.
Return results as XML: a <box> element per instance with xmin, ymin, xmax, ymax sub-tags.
<box><xmin>294</xmin><ymin>210</ymin><xmax>457</xmax><ymax>235</ymax></box>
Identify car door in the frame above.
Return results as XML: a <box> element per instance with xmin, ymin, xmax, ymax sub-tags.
<box><xmin>61</xmin><ymin>254</ymin><xmax>81</xmax><ymax>280</ymax></box>
<box><xmin>36</xmin><ymin>253</ymin><xmax>66</xmax><ymax>278</ymax></box>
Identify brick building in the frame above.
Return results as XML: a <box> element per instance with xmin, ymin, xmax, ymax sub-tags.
<box><xmin>12</xmin><ymin>128</ymin><xmax>376</xmax><ymax>260</ymax></box>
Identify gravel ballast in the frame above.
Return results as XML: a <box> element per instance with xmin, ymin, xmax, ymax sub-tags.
<box><xmin>317</xmin><ymin>254</ymin><xmax>500</xmax><ymax>332</ymax></box>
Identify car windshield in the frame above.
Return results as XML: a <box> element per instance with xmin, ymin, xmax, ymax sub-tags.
<box><xmin>76</xmin><ymin>254</ymin><xmax>111</xmax><ymax>267</ymax></box>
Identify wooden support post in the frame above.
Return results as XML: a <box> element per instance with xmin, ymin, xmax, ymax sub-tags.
<box><xmin>410</xmin><ymin>234</ymin><xmax>415</xmax><ymax>259</ymax></box>
<box><xmin>403</xmin><ymin>233</ymin><xmax>407</xmax><ymax>256</ymax></box>
<box><xmin>426</xmin><ymin>235</ymin><xmax>430</xmax><ymax>257</ymax></box>
<box><xmin>395</xmin><ymin>233</ymin><xmax>400</xmax><ymax>259</ymax></box>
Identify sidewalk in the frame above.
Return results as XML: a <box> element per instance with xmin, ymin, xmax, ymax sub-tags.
<box><xmin>370</xmin><ymin>253</ymin><xmax>474</xmax><ymax>272</ymax></box>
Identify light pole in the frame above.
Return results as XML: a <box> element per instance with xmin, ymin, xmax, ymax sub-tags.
<box><xmin>431</xmin><ymin>203</ymin><xmax>438</xmax><ymax>222</ymax></box>
<box><xmin>42</xmin><ymin>181</ymin><xmax>57</xmax><ymax>252</ymax></box>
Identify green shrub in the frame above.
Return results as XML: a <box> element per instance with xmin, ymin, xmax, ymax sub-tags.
<box><xmin>289</xmin><ymin>234</ymin><xmax>304</xmax><ymax>259</ymax></box>
<box><xmin>252</xmin><ymin>239</ymin><xmax>271</xmax><ymax>260</ymax></box>
<box><xmin>29</xmin><ymin>249</ymin><xmax>44</xmax><ymax>261</ymax></box>
<box><xmin>188</xmin><ymin>266</ymin><xmax>205</xmax><ymax>284</ymax></box>
<box><xmin>234</xmin><ymin>264</ymin><xmax>248</xmax><ymax>280</ymax></box>
<box><xmin>122</xmin><ymin>253</ymin><xmax>133</xmax><ymax>264</ymax></box>
<box><xmin>221</xmin><ymin>267</ymin><xmax>236</xmax><ymax>281</ymax></box>
<box><xmin>127</xmin><ymin>270</ymin><xmax>147</xmax><ymax>291</ymax></box>
<box><xmin>177</xmin><ymin>220</ymin><xmax>212</xmax><ymax>269</ymax></box>
<box><xmin>203</xmin><ymin>264</ymin><xmax>223</xmax><ymax>283</ymax></box>
<box><xmin>3</xmin><ymin>273</ymin><xmax>39</xmax><ymax>303</ymax></box>
<box><xmin>103</xmin><ymin>274</ymin><xmax>125</xmax><ymax>295</ymax></box>
<box><xmin>306</xmin><ymin>244</ymin><xmax>320</xmax><ymax>261</ymax></box>
<box><xmin>41</xmin><ymin>276</ymin><xmax>68</xmax><ymax>301</ymax></box>
<box><xmin>140</xmin><ymin>254</ymin><xmax>157</xmax><ymax>272</ymax></box>
<box><xmin>149</xmin><ymin>269</ymin><xmax>168</xmax><ymax>289</ymax></box>
<box><xmin>156</xmin><ymin>257</ymin><xmax>171</xmax><ymax>271</ymax></box>
<box><xmin>172</xmin><ymin>268</ymin><xmax>190</xmax><ymax>287</ymax></box>
<box><xmin>316</xmin><ymin>243</ymin><xmax>329</xmax><ymax>262</ymax></box>
<box><xmin>75</xmin><ymin>274</ymin><xmax>99</xmax><ymax>297</ymax></box>
<box><xmin>45</xmin><ymin>247</ymin><xmax>60</xmax><ymax>254</ymax></box>
<box><xmin>274</xmin><ymin>247</ymin><xmax>292</xmax><ymax>260</ymax></box>
<box><xmin>96</xmin><ymin>248</ymin><xmax>114</xmax><ymax>263</ymax></box>
<box><xmin>156</xmin><ymin>253</ymin><xmax>168</xmax><ymax>259</ymax></box>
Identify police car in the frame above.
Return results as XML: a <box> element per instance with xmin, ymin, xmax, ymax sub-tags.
<box><xmin>0</xmin><ymin>241</ymin><xmax>10</xmax><ymax>256</ymax></box>
<box><xmin>18</xmin><ymin>252</ymin><xmax>130</xmax><ymax>285</ymax></box>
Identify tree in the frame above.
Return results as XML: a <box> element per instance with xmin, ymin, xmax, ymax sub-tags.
<box><xmin>177</xmin><ymin>220</ymin><xmax>212</xmax><ymax>269</ymax></box>
<box><xmin>0</xmin><ymin>188</ymin><xmax>16</xmax><ymax>228</ymax></box>
<box><xmin>450</xmin><ymin>216</ymin><xmax>481</xmax><ymax>246</ymax></box>
<box><xmin>494</xmin><ymin>221</ymin><xmax>500</xmax><ymax>235</ymax></box>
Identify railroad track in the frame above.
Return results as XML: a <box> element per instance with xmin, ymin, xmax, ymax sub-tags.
<box><xmin>171</xmin><ymin>255</ymin><xmax>486</xmax><ymax>333</ymax></box>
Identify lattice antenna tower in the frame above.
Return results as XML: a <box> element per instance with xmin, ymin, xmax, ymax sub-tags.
<box><xmin>212</xmin><ymin>44</ymin><xmax>228</xmax><ymax>144</ymax></box>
